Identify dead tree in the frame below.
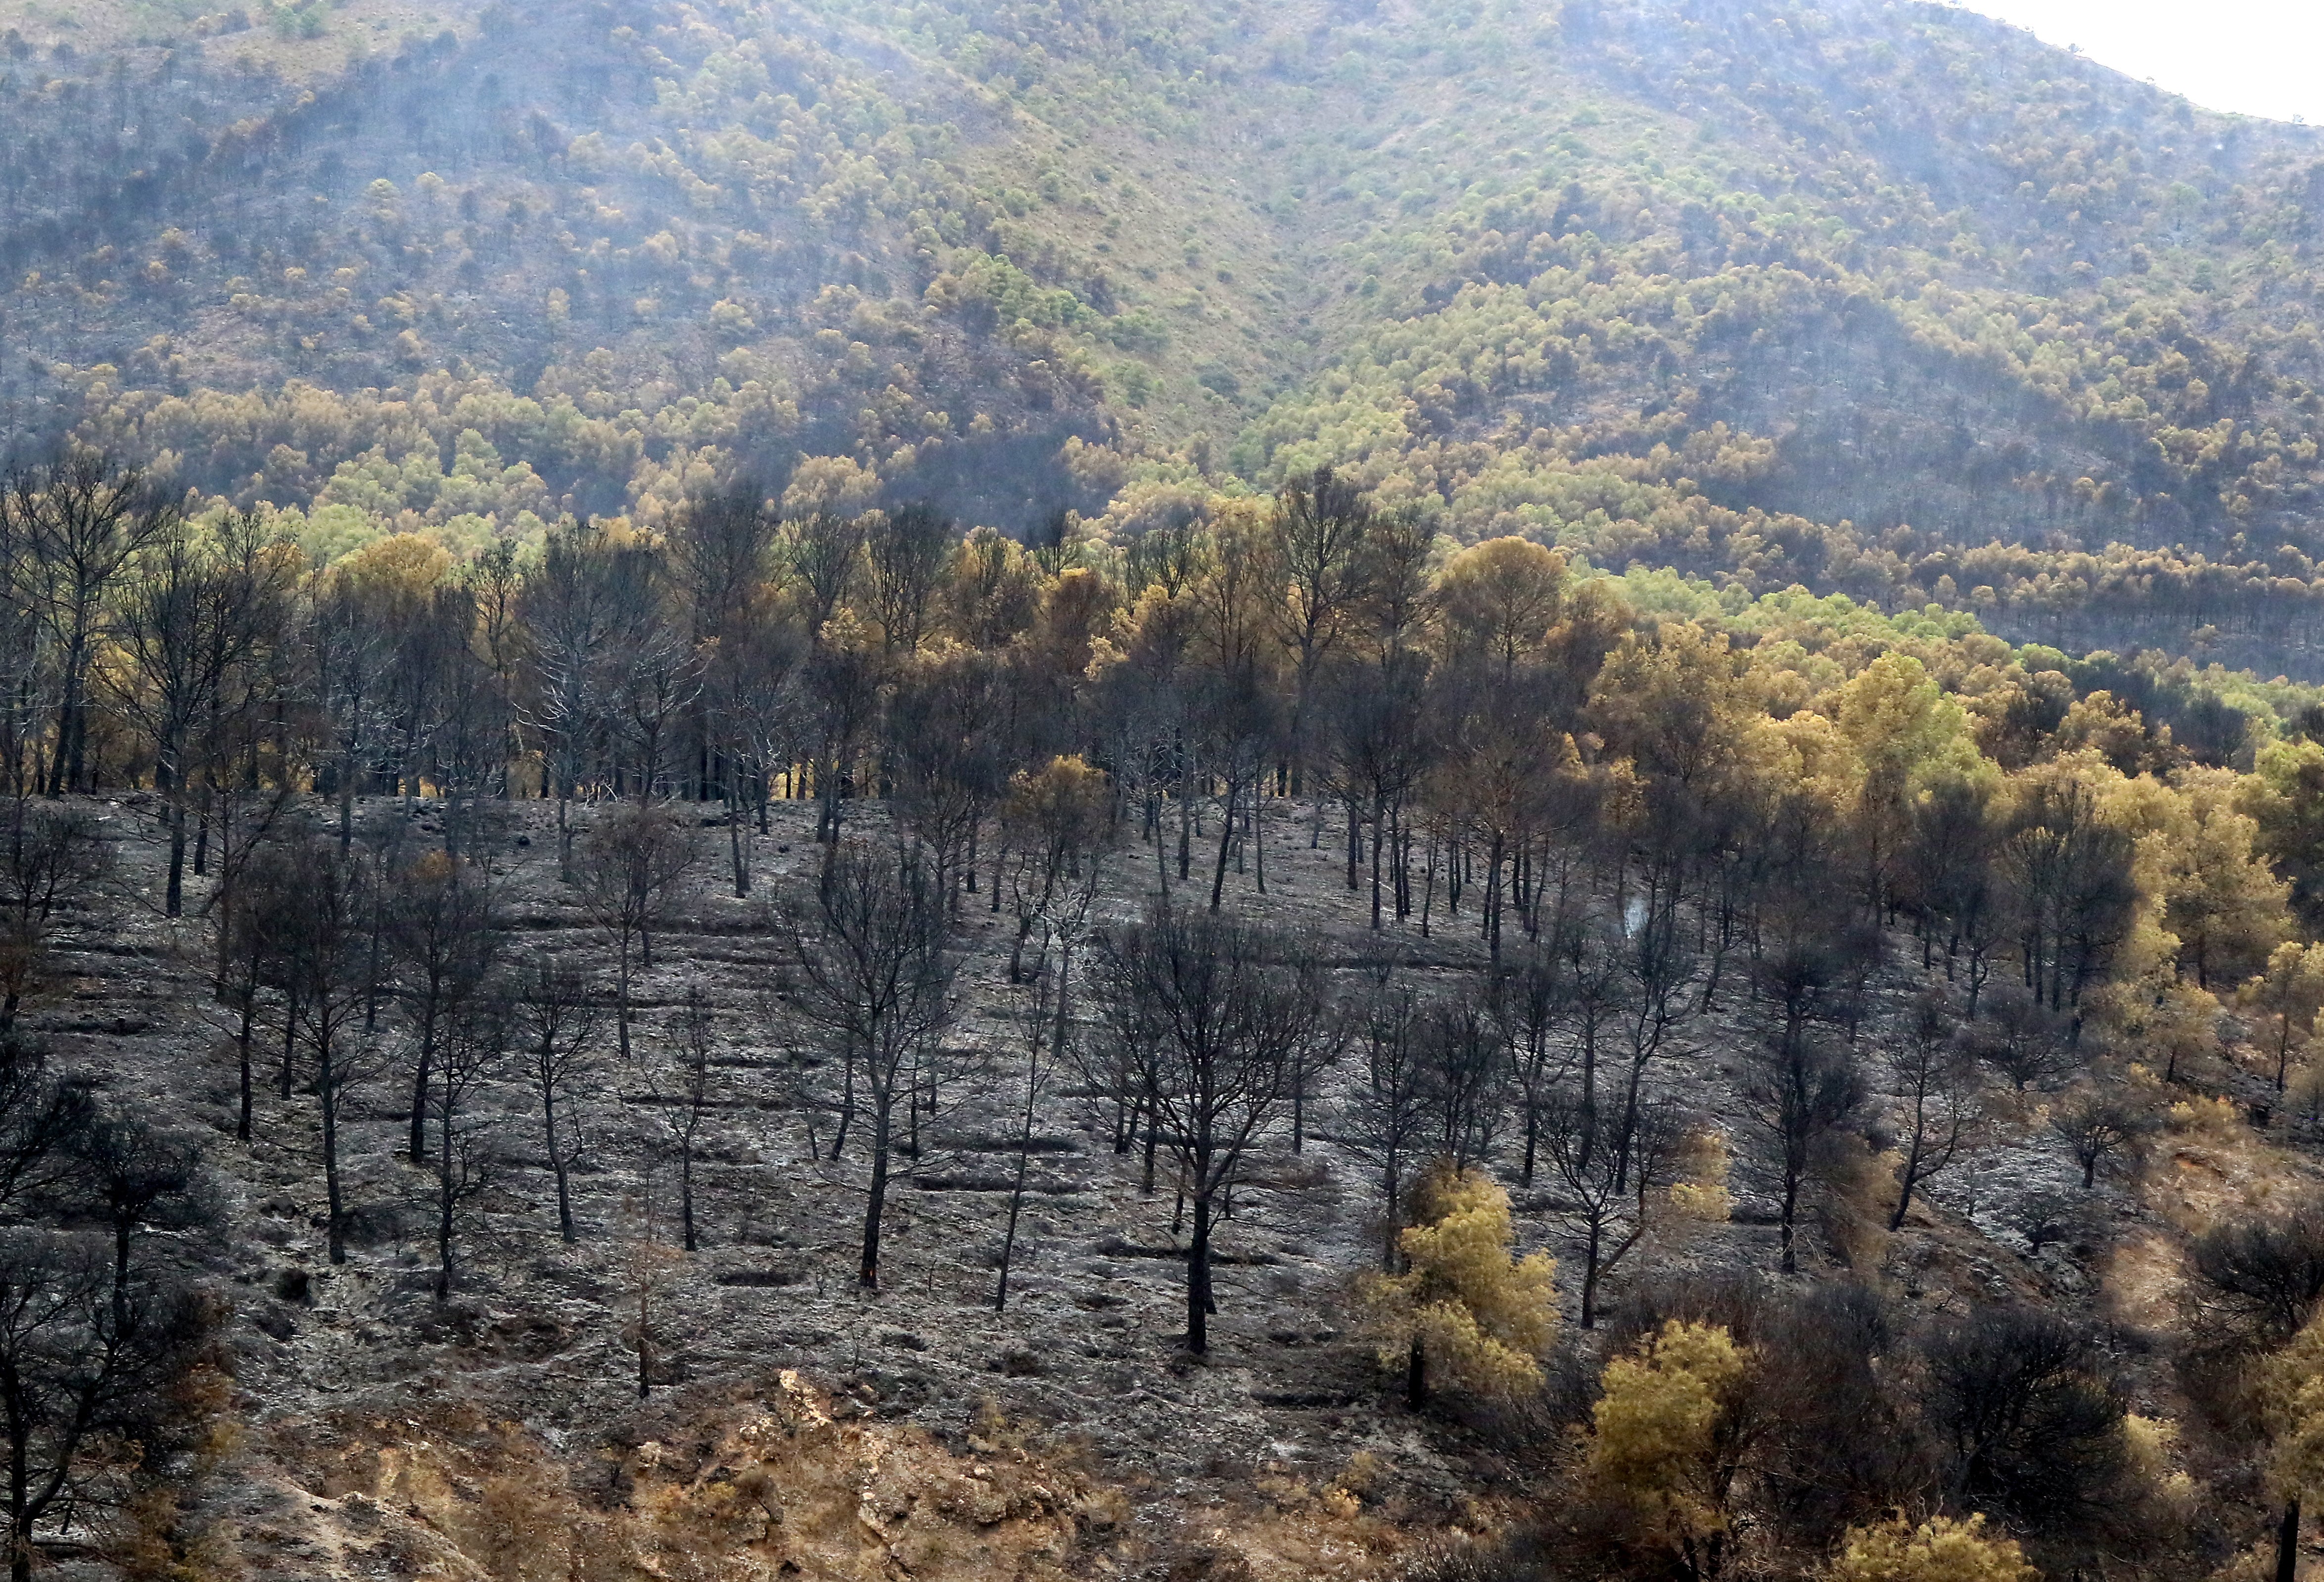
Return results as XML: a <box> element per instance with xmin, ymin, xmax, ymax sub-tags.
<box><xmin>864</xmin><ymin>503</ymin><xmax>955</xmax><ymax>654</ymax></box>
<box><xmin>1740</xmin><ymin>941</ymin><xmax>1867</xmax><ymax>1276</ymax></box>
<box><xmin>2049</xmin><ymin>1088</ymin><xmax>2153</xmax><ymax>1190</ymax></box>
<box><xmin>994</xmin><ymin>959</ymin><xmax>1060</xmax><ymax>1313</ymax></box>
<box><xmin>657</xmin><ymin>980</ymin><xmax>720</xmax><ymax>1254</ymax></box>
<box><xmin>512</xmin><ymin>953</ymin><xmax>603</xmax><ymax>1244</ymax></box>
<box><xmin>385</xmin><ymin>851</ymin><xmax>501</xmax><ymax>1164</ymax></box>
<box><xmin>0</xmin><ymin>805</ymin><xmax>108</xmax><ymax>1033</ymax></box>
<box><xmin>520</xmin><ymin>520</ymin><xmax>626</xmax><ymax>881</ymax></box>
<box><xmin>1496</xmin><ymin>943</ymin><xmax>1572</xmax><ymax>1186</ymax></box>
<box><xmin>0</xmin><ymin>1225</ymin><xmax>213</xmax><ymax>1582</ymax></box>
<box><xmin>217</xmin><ymin>851</ymin><xmax>275</xmax><ymax>1143</ymax></box>
<box><xmin>108</xmin><ymin>509</ymin><xmax>294</xmax><ymax>916</ymax></box>
<box><xmin>70</xmin><ymin>1112</ymin><xmax>205</xmax><ymax>1332</ymax></box>
<box><xmin>1075</xmin><ymin>950</ymin><xmax>1163</xmax><ymax>1180</ymax></box>
<box><xmin>1</xmin><ymin>450</ymin><xmax>178</xmax><ymax>796</ymax></box>
<box><xmin>1610</xmin><ymin>896</ymin><xmax>1696</xmax><ymax>1189</ymax></box>
<box><xmin>1192</xmin><ymin>662</ymin><xmax>1279</xmax><ymax>914</ymax></box>
<box><xmin>309</xmin><ymin>574</ymin><xmax>391</xmax><ymax>852</ymax></box>
<box><xmin>672</xmin><ymin>478</ymin><xmax>783</xmax><ymax>811</ymax></box>
<box><xmin>1972</xmin><ymin>984</ymin><xmax>2079</xmax><ymax>1092</ymax></box>
<box><xmin>788</xmin><ymin>510</ymin><xmax>866</xmax><ymax>643</ymax></box>
<box><xmin>802</xmin><ymin>642</ymin><xmax>883</xmax><ymax>857</ymax></box>
<box><xmin>575</xmin><ymin>804</ymin><xmax>697</xmax><ymax>1061</ymax></box>
<box><xmin>889</xmin><ymin>654</ymin><xmax>1008</xmax><ymax>916</ymax></box>
<box><xmin>274</xmin><ymin>835</ymin><xmax>382</xmax><ymax>1265</ymax></box>
<box><xmin>604</xmin><ymin>556</ymin><xmax>701</xmax><ymax>803</ymax></box>
<box><xmin>429</xmin><ymin>994</ymin><xmax>510</xmax><ymax>1299</ymax></box>
<box><xmin>782</xmin><ymin>842</ymin><xmax>957</xmax><ymax>1289</ymax></box>
<box><xmin>1414</xmin><ymin>998</ymin><xmax>1505</xmax><ymax>1173</ymax></box>
<box><xmin>1340</xmin><ymin>979</ymin><xmax>1432</xmax><ymax>1270</ymax></box>
<box><xmin>1092</xmin><ymin>910</ymin><xmax>1331</xmax><ymax>1353</ymax></box>
<box><xmin>1539</xmin><ymin>1087</ymin><xmax>1685</xmax><ymax>1327</ymax></box>
<box><xmin>1888</xmin><ymin>991</ymin><xmax>1983</xmax><ymax>1229</ymax></box>
<box><xmin>703</xmin><ymin>610</ymin><xmax>804</xmax><ymax>897</ymax></box>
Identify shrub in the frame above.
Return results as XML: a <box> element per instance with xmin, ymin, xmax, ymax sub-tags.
<box><xmin>1828</xmin><ymin>1513</ymin><xmax>2036</xmax><ymax>1582</ymax></box>
<box><xmin>1586</xmin><ymin>1319</ymin><xmax>1754</xmax><ymax>1577</ymax></box>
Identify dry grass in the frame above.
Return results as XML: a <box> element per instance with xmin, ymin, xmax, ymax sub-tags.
<box><xmin>1228</xmin><ymin>1462</ymin><xmax>1427</xmax><ymax>1582</ymax></box>
<box><xmin>244</xmin><ymin>1370</ymin><xmax>1438</xmax><ymax>1582</ymax></box>
<box><xmin>2099</xmin><ymin>1061</ymin><xmax>2324</xmax><ymax>1332</ymax></box>
<box><xmin>268</xmin><ymin>1374</ymin><xmax>1131</xmax><ymax>1581</ymax></box>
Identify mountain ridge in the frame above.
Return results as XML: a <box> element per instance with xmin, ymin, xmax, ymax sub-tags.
<box><xmin>8</xmin><ymin>0</ymin><xmax>2324</xmax><ymax>672</ymax></box>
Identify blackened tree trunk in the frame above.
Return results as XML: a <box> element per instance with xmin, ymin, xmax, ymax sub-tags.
<box><xmin>545</xmin><ymin>1084</ymin><xmax>577</xmax><ymax>1242</ymax></box>
<box><xmin>1186</xmin><ymin>1190</ymin><xmax>1214</xmax><ymax>1353</ymax></box>
<box><xmin>861</xmin><ymin>1099</ymin><xmax>892</xmax><ymax>1287</ymax></box>
<box><xmin>320</xmin><ymin>1035</ymin><xmax>348</xmax><ymax>1266</ymax></box>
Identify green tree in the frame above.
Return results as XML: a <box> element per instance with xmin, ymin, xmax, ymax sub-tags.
<box><xmin>2242</xmin><ymin>941</ymin><xmax>2324</xmax><ymax>1092</ymax></box>
<box><xmin>2238</xmin><ymin>738</ymin><xmax>2324</xmax><ymax>929</ymax></box>
<box><xmin>1832</xmin><ymin>652</ymin><xmax>1979</xmax><ymax>916</ymax></box>
<box><xmin>2260</xmin><ymin>1314</ymin><xmax>2324</xmax><ymax>1582</ymax></box>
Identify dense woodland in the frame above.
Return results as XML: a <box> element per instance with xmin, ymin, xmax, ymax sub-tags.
<box><xmin>12</xmin><ymin>0</ymin><xmax>2324</xmax><ymax>670</ymax></box>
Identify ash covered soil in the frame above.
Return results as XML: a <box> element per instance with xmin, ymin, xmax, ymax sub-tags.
<box><xmin>42</xmin><ymin>789</ymin><xmax>2290</xmax><ymax>1580</ymax></box>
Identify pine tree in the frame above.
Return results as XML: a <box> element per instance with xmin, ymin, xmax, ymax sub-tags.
<box><xmin>1586</xmin><ymin>1318</ymin><xmax>1754</xmax><ymax>1581</ymax></box>
<box><xmin>2242</xmin><ymin>941</ymin><xmax>2324</xmax><ymax>1092</ymax></box>
<box><xmin>1358</xmin><ymin>1163</ymin><xmax>1557</xmax><ymax>1407</ymax></box>
<box><xmin>2261</xmin><ymin>1314</ymin><xmax>2324</xmax><ymax>1582</ymax></box>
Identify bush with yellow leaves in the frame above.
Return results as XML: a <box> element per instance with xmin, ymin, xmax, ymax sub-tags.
<box><xmin>1668</xmin><ymin>1129</ymin><xmax>1734</xmax><ymax>1224</ymax></box>
<box><xmin>1357</xmin><ymin>1164</ymin><xmax>1557</xmax><ymax>1408</ymax></box>
<box><xmin>1827</xmin><ymin>1512</ymin><xmax>2037</xmax><ymax>1582</ymax></box>
<box><xmin>2121</xmin><ymin>1414</ymin><xmax>2200</xmax><ymax>1522</ymax></box>
<box><xmin>1585</xmin><ymin>1319</ymin><xmax>1753</xmax><ymax>1581</ymax></box>
<box><xmin>2166</xmin><ymin>1095</ymin><xmax>2242</xmax><ymax>1139</ymax></box>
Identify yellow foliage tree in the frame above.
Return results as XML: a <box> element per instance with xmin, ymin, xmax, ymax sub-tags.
<box><xmin>331</xmin><ymin>530</ymin><xmax>452</xmax><ymax>619</ymax></box>
<box><xmin>942</xmin><ymin>527</ymin><xmax>1042</xmax><ymax>648</ymax></box>
<box><xmin>1359</xmin><ymin>1165</ymin><xmax>1557</xmax><ymax>1407</ymax></box>
<box><xmin>1668</xmin><ymin>1129</ymin><xmax>1734</xmax><ymax>1225</ymax></box>
<box><xmin>2107</xmin><ymin>969</ymin><xmax>2221</xmax><ymax>1087</ymax></box>
<box><xmin>2259</xmin><ymin>1314</ymin><xmax>2324</xmax><ymax>1582</ymax></box>
<box><xmin>1589</xmin><ymin>624</ymin><xmax>1779</xmax><ymax>830</ymax></box>
<box><xmin>2242</xmin><ymin>941</ymin><xmax>2324</xmax><ymax>1092</ymax></box>
<box><xmin>1832</xmin><ymin>651</ymin><xmax>1981</xmax><ymax>908</ymax></box>
<box><xmin>1586</xmin><ymin>1318</ymin><xmax>1753</xmax><ymax>1582</ymax></box>
<box><xmin>2136</xmin><ymin>772</ymin><xmax>2288</xmax><ymax>992</ymax></box>
<box><xmin>781</xmin><ymin>453</ymin><xmax>881</xmax><ymax>520</ymax></box>
<box><xmin>1827</xmin><ymin>1513</ymin><xmax>2037</xmax><ymax>1582</ymax></box>
<box><xmin>999</xmin><ymin>754</ymin><xmax>1112</xmax><ymax>980</ymax></box>
<box><xmin>1435</xmin><ymin>536</ymin><xmax>1565</xmax><ymax>677</ymax></box>
<box><xmin>2051</xmin><ymin>690</ymin><xmax>2149</xmax><ymax>775</ymax></box>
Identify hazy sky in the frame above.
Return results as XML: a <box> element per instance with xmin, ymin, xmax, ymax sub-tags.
<box><xmin>1951</xmin><ymin>0</ymin><xmax>2324</xmax><ymax>125</ymax></box>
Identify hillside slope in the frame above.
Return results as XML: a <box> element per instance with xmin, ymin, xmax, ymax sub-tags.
<box><xmin>6</xmin><ymin>0</ymin><xmax>2324</xmax><ymax>669</ymax></box>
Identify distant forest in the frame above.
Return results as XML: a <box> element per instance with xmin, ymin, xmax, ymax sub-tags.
<box><xmin>3</xmin><ymin>0</ymin><xmax>2324</xmax><ymax>675</ymax></box>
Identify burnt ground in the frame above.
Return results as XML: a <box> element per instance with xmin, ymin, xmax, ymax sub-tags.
<box><xmin>34</xmin><ymin>788</ymin><xmax>2291</xmax><ymax>1579</ymax></box>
